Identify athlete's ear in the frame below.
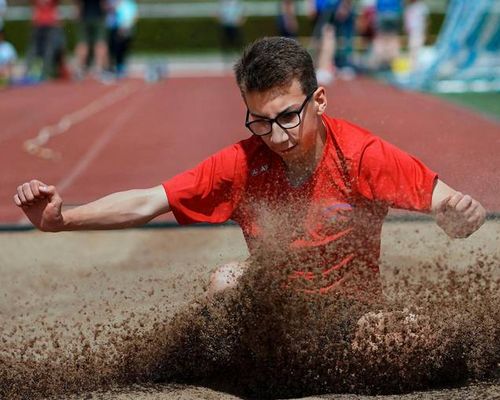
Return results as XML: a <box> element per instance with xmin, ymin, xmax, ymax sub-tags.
<box><xmin>314</xmin><ymin>87</ymin><xmax>327</xmax><ymax>115</ymax></box>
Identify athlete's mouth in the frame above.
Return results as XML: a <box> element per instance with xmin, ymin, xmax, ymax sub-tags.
<box><xmin>280</xmin><ymin>144</ymin><xmax>298</xmax><ymax>153</ymax></box>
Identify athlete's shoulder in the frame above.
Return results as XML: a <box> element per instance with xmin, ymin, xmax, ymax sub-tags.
<box><xmin>233</xmin><ymin>135</ymin><xmax>274</xmax><ymax>168</ymax></box>
<box><xmin>322</xmin><ymin>115</ymin><xmax>378</xmax><ymax>157</ymax></box>
<box><xmin>237</xmin><ymin>135</ymin><xmax>267</xmax><ymax>156</ymax></box>
<box><xmin>205</xmin><ymin>135</ymin><xmax>271</xmax><ymax>183</ymax></box>
<box><xmin>209</xmin><ymin>135</ymin><xmax>263</xmax><ymax>164</ymax></box>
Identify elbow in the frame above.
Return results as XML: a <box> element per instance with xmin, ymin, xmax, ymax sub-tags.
<box><xmin>134</xmin><ymin>204</ymin><xmax>160</xmax><ymax>224</ymax></box>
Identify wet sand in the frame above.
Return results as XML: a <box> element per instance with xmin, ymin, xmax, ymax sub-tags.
<box><xmin>0</xmin><ymin>220</ymin><xmax>499</xmax><ymax>399</ymax></box>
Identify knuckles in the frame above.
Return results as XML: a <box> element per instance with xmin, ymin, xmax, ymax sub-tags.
<box><xmin>16</xmin><ymin>181</ymin><xmax>47</xmax><ymax>203</ymax></box>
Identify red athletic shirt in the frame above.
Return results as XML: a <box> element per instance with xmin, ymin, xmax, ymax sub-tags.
<box><xmin>33</xmin><ymin>0</ymin><xmax>59</xmax><ymax>27</ymax></box>
<box><xmin>163</xmin><ymin>115</ymin><xmax>437</xmax><ymax>294</ymax></box>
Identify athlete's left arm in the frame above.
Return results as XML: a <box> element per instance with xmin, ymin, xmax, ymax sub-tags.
<box><xmin>431</xmin><ymin>179</ymin><xmax>486</xmax><ymax>238</ymax></box>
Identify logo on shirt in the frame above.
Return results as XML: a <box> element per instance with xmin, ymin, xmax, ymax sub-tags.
<box><xmin>305</xmin><ymin>200</ymin><xmax>354</xmax><ymax>238</ymax></box>
<box><xmin>321</xmin><ymin>202</ymin><xmax>353</xmax><ymax>223</ymax></box>
<box><xmin>251</xmin><ymin>164</ymin><xmax>269</xmax><ymax>177</ymax></box>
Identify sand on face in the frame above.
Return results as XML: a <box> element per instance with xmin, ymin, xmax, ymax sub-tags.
<box><xmin>0</xmin><ymin>220</ymin><xmax>499</xmax><ymax>399</ymax></box>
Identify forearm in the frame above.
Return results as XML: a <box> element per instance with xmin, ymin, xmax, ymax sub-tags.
<box><xmin>61</xmin><ymin>188</ymin><xmax>170</xmax><ymax>231</ymax></box>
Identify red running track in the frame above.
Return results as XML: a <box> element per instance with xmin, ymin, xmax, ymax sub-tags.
<box><xmin>1</xmin><ymin>76</ymin><xmax>499</xmax><ymax>224</ymax></box>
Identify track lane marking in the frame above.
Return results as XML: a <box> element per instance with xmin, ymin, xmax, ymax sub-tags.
<box><xmin>16</xmin><ymin>84</ymin><xmax>151</xmax><ymax>224</ymax></box>
<box><xmin>23</xmin><ymin>83</ymin><xmax>141</xmax><ymax>160</ymax></box>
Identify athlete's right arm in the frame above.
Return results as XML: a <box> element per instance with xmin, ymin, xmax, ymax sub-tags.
<box><xmin>13</xmin><ymin>180</ymin><xmax>170</xmax><ymax>232</ymax></box>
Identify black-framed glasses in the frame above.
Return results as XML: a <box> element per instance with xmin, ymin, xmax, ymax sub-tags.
<box><xmin>245</xmin><ymin>89</ymin><xmax>317</xmax><ymax>136</ymax></box>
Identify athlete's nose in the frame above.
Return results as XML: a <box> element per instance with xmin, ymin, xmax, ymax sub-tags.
<box><xmin>270</xmin><ymin>123</ymin><xmax>289</xmax><ymax>145</ymax></box>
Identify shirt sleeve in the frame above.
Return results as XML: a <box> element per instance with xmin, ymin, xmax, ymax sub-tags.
<box><xmin>162</xmin><ymin>144</ymin><xmax>245</xmax><ymax>225</ymax></box>
<box><xmin>356</xmin><ymin>136</ymin><xmax>437</xmax><ymax>212</ymax></box>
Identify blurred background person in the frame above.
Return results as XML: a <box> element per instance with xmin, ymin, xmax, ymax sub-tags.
<box><xmin>332</xmin><ymin>0</ymin><xmax>355</xmax><ymax>75</ymax></box>
<box><xmin>218</xmin><ymin>0</ymin><xmax>245</xmax><ymax>61</ymax></box>
<box><xmin>25</xmin><ymin>0</ymin><xmax>66</xmax><ymax>81</ymax></box>
<box><xmin>74</xmin><ymin>0</ymin><xmax>107</xmax><ymax>79</ymax></box>
<box><xmin>371</xmin><ymin>0</ymin><xmax>403</xmax><ymax>70</ymax></box>
<box><xmin>356</xmin><ymin>0</ymin><xmax>376</xmax><ymax>52</ymax></box>
<box><xmin>306</xmin><ymin>0</ymin><xmax>335</xmax><ymax>84</ymax></box>
<box><xmin>0</xmin><ymin>0</ymin><xmax>6</xmax><ymax>31</ymax></box>
<box><xmin>404</xmin><ymin>0</ymin><xmax>429</xmax><ymax>70</ymax></box>
<box><xmin>0</xmin><ymin>27</ymin><xmax>17</xmax><ymax>86</ymax></box>
<box><xmin>277</xmin><ymin>0</ymin><xmax>299</xmax><ymax>38</ymax></box>
<box><xmin>106</xmin><ymin>0</ymin><xmax>137</xmax><ymax>78</ymax></box>
<box><xmin>308</xmin><ymin>0</ymin><xmax>355</xmax><ymax>85</ymax></box>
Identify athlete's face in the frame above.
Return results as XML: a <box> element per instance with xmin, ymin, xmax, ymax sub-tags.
<box><xmin>244</xmin><ymin>80</ymin><xmax>327</xmax><ymax>165</ymax></box>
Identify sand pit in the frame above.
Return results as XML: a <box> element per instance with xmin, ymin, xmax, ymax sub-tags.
<box><xmin>0</xmin><ymin>220</ymin><xmax>499</xmax><ymax>399</ymax></box>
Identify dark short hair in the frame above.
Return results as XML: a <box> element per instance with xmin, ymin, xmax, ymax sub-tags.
<box><xmin>234</xmin><ymin>37</ymin><xmax>317</xmax><ymax>95</ymax></box>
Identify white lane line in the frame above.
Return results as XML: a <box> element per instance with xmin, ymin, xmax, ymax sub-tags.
<box><xmin>16</xmin><ymin>84</ymin><xmax>150</xmax><ymax>224</ymax></box>
<box><xmin>23</xmin><ymin>83</ymin><xmax>140</xmax><ymax>160</ymax></box>
<box><xmin>57</xmin><ymin>85</ymin><xmax>149</xmax><ymax>193</ymax></box>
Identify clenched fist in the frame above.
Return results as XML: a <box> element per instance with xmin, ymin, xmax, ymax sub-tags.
<box><xmin>14</xmin><ymin>180</ymin><xmax>64</xmax><ymax>232</ymax></box>
<box><xmin>435</xmin><ymin>192</ymin><xmax>486</xmax><ymax>238</ymax></box>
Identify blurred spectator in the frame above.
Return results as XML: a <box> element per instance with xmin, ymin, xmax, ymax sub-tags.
<box><xmin>308</xmin><ymin>0</ymin><xmax>336</xmax><ymax>85</ymax></box>
<box><xmin>371</xmin><ymin>0</ymin><xmax>403</xmax><ymax>70</ymax></box>
<box><xmin>218</xmin><ymin>0</ymin><xmax>245</xmax><ymax>58</ymax></box>
<box><xmin>307</xmin><ymin>0</ymin><xmax>331</xmax><ymax>47</ymax></box>
<box><xmin>25</xmin><ymin>0</ymin><xmax>66</xmax><ymax>80</ymax></box>
<box><xmin>0</xmin><ymin>0</ymin><xmax>6</xmax><ymax>31</ymax></box>
<box><xmin>404</xmin><ymin>0</ymin><xmax>429</xmax><ymax>69</ymax></box>
<box><xmin>356</xmin><ymin>0</ymin><xmax>376</xmax><ymax>50</ymax></box>
<box><xmin>74</xmin><ymin>0</ymin><xmax>108</xmax><ymax>78</ymax></box>
<box><xmin>0</xmin><ymin>27</ymin><xmax>17</xmax><ymax>86</ymax></box>
<box><xmin>277</xmin><ymin>0</ymin><xmax>298</xmax><ymax>38</ymax></box>
<box><xmin>308</xmin><ymin>0</ymin><xmax>355</xmax><ymax>85</ymax></box>
<box><xmin>333</xmin><ymin>0</ymin><xmax>355</xmax><ymax>71</ymax></box>
<box><xmin>106</xmin><ymin>0</ymin><xmax>137</xmax><ymax>78</ymax></box>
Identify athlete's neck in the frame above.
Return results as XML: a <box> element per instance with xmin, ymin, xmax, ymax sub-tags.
<box><xmin>285</xmin><ymin>121</ymin><xmax>327</xmax><ymax>187</ymax></box>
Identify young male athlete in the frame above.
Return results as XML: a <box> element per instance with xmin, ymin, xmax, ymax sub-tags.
<box><xmin>14</xmin><ymin>37</ymin><xmax>486</xmax><ymax>298</ymax></box>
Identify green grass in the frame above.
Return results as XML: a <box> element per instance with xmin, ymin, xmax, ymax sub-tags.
<box><xmin>437</xmin><ymin>92</ymin><xmax>500</xmax><ymax>120</ymax></box>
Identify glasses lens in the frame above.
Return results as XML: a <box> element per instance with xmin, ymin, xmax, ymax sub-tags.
<box><xmin>276</xmin><ymin>112</ymin><xmax>300</xmax><ymax>129</ymax></box>
<box><xmin>248</xmin><ymin>120</ymin><xmax>272</xmax><ymax>135</ymax></box>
